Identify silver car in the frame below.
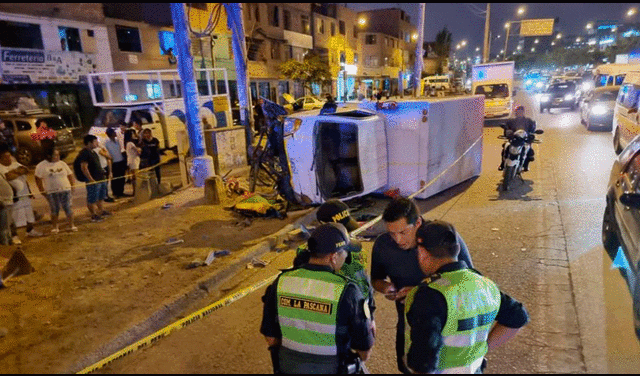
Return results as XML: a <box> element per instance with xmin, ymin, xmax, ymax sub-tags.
<box><xmin>580</xmin><ymin>86</ymin><xmax>619</xmax><ymax>131</ymax></box>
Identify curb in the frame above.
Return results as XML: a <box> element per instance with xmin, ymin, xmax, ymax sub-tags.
<box><xmin>65</xmin><ymin>207</ymin><xmax>318</xmax><ymax>374</ymax></box>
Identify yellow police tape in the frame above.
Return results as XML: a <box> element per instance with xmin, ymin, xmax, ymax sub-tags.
<box><xmin>76</xmin><ymin>134</ymin><xmax>483</xmax><ymax>373</ymax></box>
<box><xmin>77</xmin><ymin>273</ymin><xmax>277</xmax><ymax>374</ymax></box>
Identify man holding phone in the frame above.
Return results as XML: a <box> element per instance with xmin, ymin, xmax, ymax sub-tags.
<box><xmin>371</xmin><ymin>197</ymin><xmax>474</xmax><ymax>374</ymax></box>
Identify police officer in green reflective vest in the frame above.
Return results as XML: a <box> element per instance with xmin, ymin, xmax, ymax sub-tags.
<box><xmin>261</xmin><ymin>223</ymin><xmax>375</xmax><ymax>374</ymax></box>
<box><xmin>404</xmin><ymin>220</ymin><xmax>529</xmax><ymax>374</ymax></box>
<box><xmin>293</xmin><ymin>199</ymin><xmax>376</xmax><ymax>335</ymax></box>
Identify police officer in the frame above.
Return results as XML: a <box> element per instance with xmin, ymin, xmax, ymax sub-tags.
<box><xmin>404</xmin><ymin>220</ymin><xmax>529</xmax><ymax>374</ymax></box>
<box><xmin>261</xmin><ymin>223</ymin><xmax>375</xmax><ymax>374</ymax></box>
<box><xmin>293</xmin><ymin>199</ymin><xmax>376</xmax><ymax>335</ymax></box>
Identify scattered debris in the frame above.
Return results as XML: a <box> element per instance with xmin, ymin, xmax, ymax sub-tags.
<box><xmin>166</xmin><ymin>238</ymin><xmax>184</xmax><ymax>245</ymax></box>
<box><xmin>236</xmin><ymin>218</ymin><xmax>253</xmax><ymax>228</ymax></box>
<box><xmin>204</xmin><ymin>251</ymin><xmax>216</xmax><ymax>266</ymax></box>
<box><xmin>521</xmin><ymin>248</ymin><xmax>527</xmax><ymax>252</ymax></box>
<box><xmin>247</xmin><ymin>258</ymin><xmax>268</xmax><ymax>269</ymax></box>
<box><xmin>0</xmin><ymin>327</ymin><xmax>7</xmax><ymax>338</ymax></box>
<box><xmin>491</xmin><ymin>228</ymin><xmax>500</xmax><ymax>231</ymax></box>
<box><xmin>274</xmin><ymin>244</ymin><xmax>288</xmax><ymax>253</ymax></box>
<box><xmin>161</xmin><ymin>203</ymin><xmax>173</xmax><ymax>210</ymax></box>
<box><xmin>214</xmin><ymin>250</ymin><xmax>231</xmax><ymax>257</ymax></box>
<box><xmin>186</xmin><ymin>260</ymin><xmax>204</xmax><ymax>269</ymax></box>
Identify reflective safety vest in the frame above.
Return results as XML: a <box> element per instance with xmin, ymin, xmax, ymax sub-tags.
<box><xmin>404</xmin><ymin>269</ymin><xmax>501</xmax><ymax>374</ymax></box>
<box><xmin>295</xmin><ymin>243</ymin><xmax>371</xmax><ymax>299</ymax></box>
<box><xmin>276</xmin><ymin>267</ymin><xmax>348</xmax><ymax>358</ymax></box>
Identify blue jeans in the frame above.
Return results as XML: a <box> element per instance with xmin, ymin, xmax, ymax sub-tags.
<box><xmin>47</xmin><ymin>191</ymin><xmax>72</xmax><ymax>217</ymax></box>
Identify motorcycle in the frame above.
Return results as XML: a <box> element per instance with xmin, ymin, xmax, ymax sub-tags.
<box><xmin>498</xmin><ymin>127</ymin><xmax>544</xmax><ymax>191</ymax></box>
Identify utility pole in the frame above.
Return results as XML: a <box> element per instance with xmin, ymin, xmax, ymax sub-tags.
<box><xmin>224</xmin><ymin>3</ymin><xmax>253</xmax><ymax>160</ymax></box>
<box><xmin>170</xmin><ymin>3</ymin><xmax>213</xmax><ymax>187</ymax></box>
<box><xmin>413</xmin><ymin>3</ymin><xmax>426</xmax><ymax>98</ymax></box>
<box><xmin>483</xmin><ymin>3</ymin><xmax>491</xmax><ymax>63</ymax></box>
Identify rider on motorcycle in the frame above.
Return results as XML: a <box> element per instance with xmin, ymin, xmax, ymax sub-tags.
<box><xmin>499</xmin><ymin>105</ymin><xmax>536</xmax><ymax>172</ymax></box>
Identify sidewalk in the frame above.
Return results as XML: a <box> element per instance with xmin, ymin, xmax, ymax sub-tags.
<box><xmin>0</xmin><ymin>164</ymin><xmax>317</xmax><ymax>374</ymax></box>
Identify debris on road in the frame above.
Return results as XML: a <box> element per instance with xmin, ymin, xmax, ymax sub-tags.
<box><xmin>214</xmin><ymin>250</ymin><xmax>231</xmax><ymax>257</ymax></box>
<box><xmin>491</xmin><ymin>228</ymin><xmax>500</xmax><ymax>231</ymax></box>
<box><xmin>247</xmin><ymin>258</ymin><xmax>268</xmax><ymax>269</ymax></box>
<box><xmin>186</xmin><ymin>260</ymin><xmax>204</xmax><ymax>269</ymax></box>
<box><xmin>166</xmin><ymin>238</ymin><xmax>184</xmax><ymax>245</ymax></box>
<box><xmin>161</xmin><ymin>203</ymin><xmax>173</xmax><ymax>210</ymax></box>
<box><xmin>204</xmin><ymin>252</ymin><xmax>216</xmax><ymax>266</ymax></box>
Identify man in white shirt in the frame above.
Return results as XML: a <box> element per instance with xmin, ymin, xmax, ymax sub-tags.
<box><xmin>0</xmin><ymin>171</ymin><xmax>13</xmax><ymax>245</ymax></box>
<box><xmin>0</xmin><ymin>146</ymin><xmax>42</xmax><ymax>244</ymax></box>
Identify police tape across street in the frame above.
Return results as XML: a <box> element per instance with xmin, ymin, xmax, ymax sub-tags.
<box><xmin>73</xmin><ymin>134</ymin><xmax>482</xmax><ymax>374</ymax></box>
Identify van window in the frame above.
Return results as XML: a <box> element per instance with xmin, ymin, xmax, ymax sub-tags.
<box><xmin>615</xmin><ymin>74</ymin><xmax>626</xmax><ymax>86</ymax></box>
<box><xmin>37</xmin><ymin>117</ymin><xmax>66</xmax><ymax>130</ymax></box>
<box><xmin>617</xmin><ymin>84</ymin><xmax>640</xmax><ymax>108</ymax></box>
<box><xmin>131</xmin><ymin>110</ymin><xmax>153</xmax><ymax>124</ymax></box>
<box><xmin>596</xmin><ymin>74</ymin><xmax>607</xmax><ymax>87</ymax></box>
<box><xmin>16</xmin><ymin>121</ymin><xmax>31</xmax><ymax>131</ymax></box>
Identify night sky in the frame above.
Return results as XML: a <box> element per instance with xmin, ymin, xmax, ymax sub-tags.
<box><xmin>346</xmin><ymin>3</ymin><xmax>640</xmax><ymax>59</ymax></box>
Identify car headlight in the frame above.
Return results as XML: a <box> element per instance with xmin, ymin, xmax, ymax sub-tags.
<box><xmin>540</xmin><ymin>95</ymin><xmax>550</xmax><ymax>102</ymax></box>
<box><xmin>591</xmin><ymin>105</ymin><xmax>608</xmax><ymax>115</ymax></box>
<box><xmin>564</xmin><ymin>94</ymin><xmax>574</xmax><ymax>100</ymax></box>
<box><xmin>582</xmin><ymin>82</ymin><xmax>593</xmax><ymax>91</ymax></box>
<box><xmin>535</xmin><ymin>82</ymin><xmax>544</xmax><ymax>88</ymax></box>
<box><xmin>526</xmin><ymin>80</ymin><xmax>533</xmax><ymax>85</ymax></box>
<box><xmin>283</xmin><ymin>118</ymin><xmax>302</xmax><ymax>136</ymax></box>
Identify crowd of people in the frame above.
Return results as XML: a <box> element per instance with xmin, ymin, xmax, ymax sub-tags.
<box><xmin>0</xmin><ymin>119</ymin><xmax>162</xmax><ymax>245</ymax></box>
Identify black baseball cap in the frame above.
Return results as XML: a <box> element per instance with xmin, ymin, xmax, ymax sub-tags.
<box><xmin>308</xmin><ymin>223</ymin><xmax>351</xmax><ymax>255</ymax></box>
<box><xmin>416</xmin><ymin>220</ymin><xmax>459</xmax><ymax>253</ymax></box>
<box><xmin>317</xmin><ymin>199</ymin><xmax>359</xmax><ymax>232</ymax></box>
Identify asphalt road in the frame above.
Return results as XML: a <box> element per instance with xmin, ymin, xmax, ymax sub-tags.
<box><xmin>96</xmin><ymin>90</ymin><xmax>640</xmax><ymax>373</ymax></box>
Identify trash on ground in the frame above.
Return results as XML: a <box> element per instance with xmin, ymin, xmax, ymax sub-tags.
<box><xmin>247</xmin><ymin>258</ymin><xmax>268</xmax><ymax>269</ymax></box>
<box><xmin>161</xmin><ymin>203</ymin><xmax>173</xmax><ymax>209</ymax></box>
<box><xmin>274</xmin><ymin>244</ymin><xmax>288</xmax><ymax>253</ymax></box>
<box><xmin>166</xmin><ymin>238</ymin><xmax>184</xmax><ymax>245</ymax></box>
<box><xmin>214</xmin><ymin>250</ymin><xmax>231</xmax><ymax>257</ymax></box>
<box><xmin>491</xmin><ymin>228</ymin><xmax>500</xmax><ymax>231</ymax></box>
<box><xmin>521</xmin><ymin>248</ymin><xmax>527</xmax><ymax>252</ymax></box>
<box><xmin>232</xmin><ymin>193</ymin><xmax>287</xmax><ymax>219</ymax></box>
<box><xmin>186</xmin><ymin>260</ymin><xmax>204</xmax><ymax>269</ymax></box>
<box><xmin>204</xmin><ymin>251</ymin><xmax>216</xmax><ymax>266</ymax></box>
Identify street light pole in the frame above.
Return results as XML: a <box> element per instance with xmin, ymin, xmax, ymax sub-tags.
<box><xmin>483</xmin><ymin>3</ymin><xmax>491</xmax><ymax>63</ymax></box>
<box><xmin>504</xmin><ymin>24</ymin><xmax>510</xmax><ymax>60</ymax></box>
<box><xmin>413</xmin><ymin>3</ymin><xmax>426</xmax><ymax>98</ymax></box>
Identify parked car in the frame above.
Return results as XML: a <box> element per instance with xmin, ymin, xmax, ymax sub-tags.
<box><xmin>580</xmin><ymin>86</ymin><xmax>619</xmax><ymax>131</ymax></box>
<box><xmin>613</xmin><ymin>71</ymin><xmax>640</xmax><ymax>155</ymax></box>
<box><xmin>539</xmin><ymin>81</ymin><xmax>577</xmax><ymax>113</ymax></box>
<box><xmin>282</xmin><ymin>94</ymin><xmax>325</xmax><ymax>113</ymax></box>
<box><xmin>0</xmin><ymin>109</ymin><xmax>75</xmax><ymax>166</ymax></box>
<box><xmin>602</xmin><ymin>133</ymin><xmax>640</xmax><ymax>341</ymax></box>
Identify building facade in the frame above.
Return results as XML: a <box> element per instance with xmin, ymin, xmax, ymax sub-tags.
<box><xmin>0</xmin><ymin>4</ymin><xmax>112</xmax><ymax>130</ymax></box>
<box><xmin>356</xmin><ymin>8</ymin><xmax>417</xmax><ymax>98</ymax></box>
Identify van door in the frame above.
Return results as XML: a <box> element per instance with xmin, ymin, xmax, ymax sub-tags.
<box><xmin>615</xmin><ymin>84</ymin><xmax>640</xmax><ymax>149</ymax></box>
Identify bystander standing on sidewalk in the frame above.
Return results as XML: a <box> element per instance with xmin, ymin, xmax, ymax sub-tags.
<box><xmin>35</xmin><ymin>148</ymin><xmax>77</xmax><ymax>233</ymax></box>
<box><xmin>73</xmin><ymin>135</ymin><xmax>111</xmax><ymax>223</ymax></box>
<box><xmin>30</xmin><ymin>119</ymin><xmax>57</xmax><ymax>157</ymax></box>
<box><xmin>93</xmin><ymin>139</ymin><xmax>114</xmax><ymax>203</ymax></box>
<box><xmin>104</xmin><ymin>127</ymin><xmax>128</xmax><ymax>198</ymax></box>
<box><xmin>139</xmin><ymin>128</ymin><xmax>162</xmax><ymax>184</ymax></box>
<box><xmin>0</xmin><ymin>168</ymin><xmax>13</xmax><ymax>245</ymax></box>
<box><xmin>0</xmin><ymin>119</ymin><xmax>16</xmax><ymax>153</ymax></box>
<box><xmin>0</xmin><ymin>145</ymin><xmax>43</xmax><ymax>244</ymax></box>
<box><xmin>125</xmin><ymin>129</ymin><xmax>141</xmax><ymax>196</ymax></box>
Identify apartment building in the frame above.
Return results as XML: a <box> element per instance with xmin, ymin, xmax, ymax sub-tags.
<box><xmin>311</xmin><ymin>3</ymin><xmax>360</xmax><ymax>101</ymax></box>
<box><xmin>243</xmin><ymin>3</ymin><xmax>312</xmax><ymax>104</ymax></box>
<box><xmin>0</xmin><ymin>3</ymin><xmax>113</xmax><ymax>129</ymax></box>
<box><xmin>357</xmin><ymin>8</ymin><xmax>417</xmax><ymax>97</ymax></box>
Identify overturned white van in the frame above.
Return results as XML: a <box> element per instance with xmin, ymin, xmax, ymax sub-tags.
<box><xmin>282</xmin><ymin>95</ymin><xmax>485</xmax><ymax>204</ymax></box>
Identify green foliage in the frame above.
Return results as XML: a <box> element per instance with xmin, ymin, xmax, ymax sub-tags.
<box><xmin>434</xmin><ymin>27</ymin><xmax>452</xmax><ymax>75</ymax></box>
<box><xmin>279</xmin><ymin>53</ymin><xmax>332</xmax><ymax>93</ymax></box>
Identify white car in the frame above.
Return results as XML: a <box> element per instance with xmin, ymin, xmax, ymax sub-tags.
<box><xmin>282</xmin><ymin>94</ymin><xmax>325</xmax><ymax>113</ymax></box>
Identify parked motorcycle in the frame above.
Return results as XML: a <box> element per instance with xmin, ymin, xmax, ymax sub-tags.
<box><xmin>498</xmin><ymin>127</ymin><xmax>544</xmax><ymax>191</ymax></box>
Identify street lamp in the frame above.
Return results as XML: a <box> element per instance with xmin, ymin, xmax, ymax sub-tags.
<box><xmin>475</xmin><ymin>47</ymin><xmax>480</xmax><ymax>52</ymax></box>
<box><xmin>517</xmin><ymin>6</ymin><xmax>525</xmax><ymax>16</ymax></box>
<box><xmin>534</xmin><ymin>38</ymin><xmax>539</xmax><ymax>44</ymax></box>
<box><xmin>586</xmin><ymin>22</ymin><xmax>593</xmax><ymax>30</ymax></box>
<box><xmin>576</xmin><ymin>37</ymin><xmax>581</xmax><ymax>43</ymax></box>
<box><xmin>628</xmin><ymin>7</ymin><xmax>637</xmax><ymax>17</ymax></box>
<box><xmin>556</xmin><ymin>33</ymin><xmax>562</xmax><ymax>39</ymax></box>
<box><xmin>358</xmin><ymin>17</ymin><xmax>367</xmax><ymax>27</ymax></box>
<box><xmin>461</xmin><ymin>40</ymin><xmax>467</xmax><ymax>46</ymax></box>
<box><xmin>531</xmin><ymin>47</ymin><xmax>535</xmax><ymax>52</ymax></box>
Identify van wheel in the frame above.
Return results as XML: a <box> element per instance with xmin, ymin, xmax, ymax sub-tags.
<box><xmin>614</xmin><ymin>127</ymin><xmax>623</xmax><ymax>155</ymax></box>
<box><xmin>15</xmin><ymin>147</ymin><xmax>33</xmax><ymax>166</ymax></box>
<box><xmin>602</xmin><ymin>203</ymin><xmax>620</xmax><ymax>260</ymax></box>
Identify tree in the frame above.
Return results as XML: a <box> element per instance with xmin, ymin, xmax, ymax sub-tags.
<box><xmin>433</xmin><ymin>27</ymin><xmax>452</xmax><ymax>75</ymax></box>
<box><xmin>279</xmin><ymin>52</ymin><xmax>332</xmax><ymax>96</ymax></box>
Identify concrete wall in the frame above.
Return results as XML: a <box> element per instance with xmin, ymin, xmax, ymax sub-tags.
<box><xmin>0</xmin><ymin>3</ymin><xmax>104</xmax><ymax>24</ymax></box>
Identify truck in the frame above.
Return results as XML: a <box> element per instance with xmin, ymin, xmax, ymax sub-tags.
<box><xmin>471</xmin><ymin>61</ymin><xmax>515</xmax><ymax>125</ymax></box>
<box><xmin>279</xmin><ymin>95</ymin><xmax>485</xmax><ymax>205</ymax></box>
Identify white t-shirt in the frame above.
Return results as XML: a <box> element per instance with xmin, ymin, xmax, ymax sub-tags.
<box><xmin>93</xmin><ymin>146</ymin><xmax>109</xmax><ymax>169</ymax></box>
<box><xmin>34</xmin><ymin>160</ymin><xmax>73</xmax><ymax>193</ymax></box>
<box><xmin>126</xmin><ymin>141</ymin><xmax>140</xmax><ymax>170</ymax></box>
<box><xmin>0</xmin><ymin>161</ymin><xmax>30</xmax><ymax>207</ymax></box>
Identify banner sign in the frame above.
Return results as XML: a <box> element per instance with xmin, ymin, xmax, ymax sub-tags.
<box><xmin>519</xmin><ymin>19</ymin><xmax>555</xmax><ymax>37</ymax></box>
<box><xmin>0</xmin><ymin>47</ymin><xmax>97</xmax><ymax>84</ymax></box>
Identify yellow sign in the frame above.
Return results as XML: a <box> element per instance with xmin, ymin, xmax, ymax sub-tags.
<box><xmin>213</xmin><ymin>96</ymin><xmax>229</xmax><ymax>112</ymax></box>
<box><xmin>519</xmin><ymin>19</ymin><xmax>555</xmax><ymax>36</ymax></box>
